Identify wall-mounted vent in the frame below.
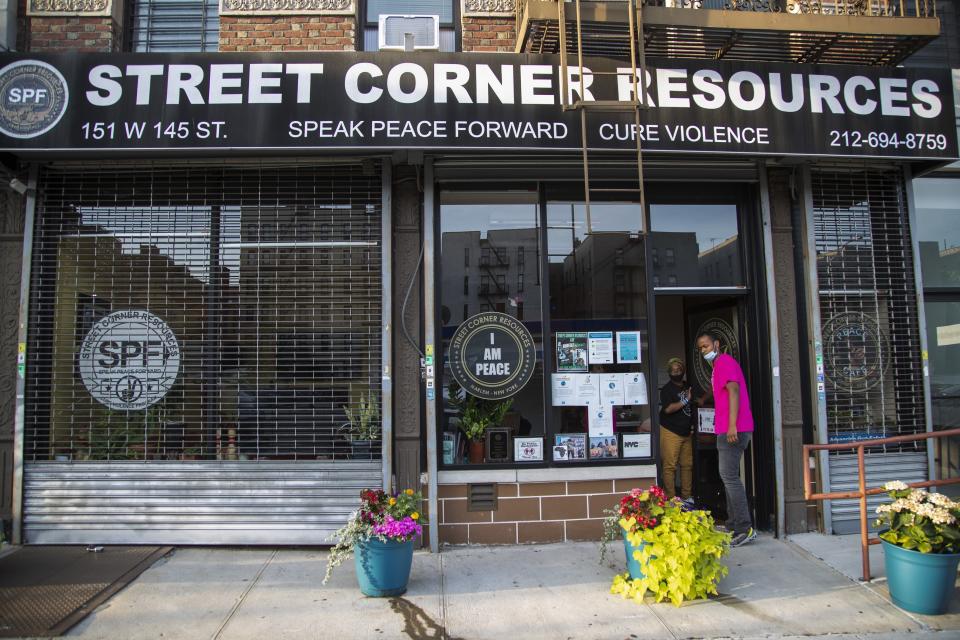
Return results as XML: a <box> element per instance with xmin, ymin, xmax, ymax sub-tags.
<box><xmin>467</xmin><ymin>483</ymin><xmax>498</xmax><ymax>512</ymax></box>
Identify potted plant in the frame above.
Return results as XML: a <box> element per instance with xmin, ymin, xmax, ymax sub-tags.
<box><xmin>602</xmin><ymin>485</ymin><xmax>730</xmax><ymax>606</ymax></box>
<box><xmin>340</xmin><ymin>391</ymin><xmax>381</xmax><ymax>459</ymax></box>
<box><xmin>875</xmin><ymin>481</ymin><xmax>960</xmax><ymax>615</ymax></box>
<box><xmin>324</xmin><ymin>487</ymin><xmax>424</xmax><ymax>597</ymax></box>
<box><xmin>447</xmin><ymin>382</ymin><xmax>512</xmax><ymax>464</ymax></box>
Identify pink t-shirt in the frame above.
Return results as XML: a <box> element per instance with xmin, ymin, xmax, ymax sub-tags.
<box><xmin>711</xmin><ymin>353</ymin><xmax>754</xmax><ymax>433</ymax></box>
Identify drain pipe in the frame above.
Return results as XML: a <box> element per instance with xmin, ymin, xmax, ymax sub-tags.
<box><xmin>759</xmin><ymin>161</ymin><xmax>785</xmax><ymax>539</ymax></box>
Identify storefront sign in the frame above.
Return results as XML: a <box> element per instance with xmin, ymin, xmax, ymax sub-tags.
<box><xmin>0</xmin><ymin>52</ymin><xmax>955</xmax><ymax>160</ymax></box>
<box><xmin>78</xmin><ymin>309</ymin><xmax>181</xmax><ymax>411</ymax></box>
<box><xmin>448</xmin><ymin>312</ymin><xmax>535</xmax><ymax>400</ymax></box>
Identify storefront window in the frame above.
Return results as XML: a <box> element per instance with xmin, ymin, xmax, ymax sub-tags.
<box><xmin>439</xmin><ymin>191</ymin><xmax>545</xmax><ymax>465</ymax></box>
<box><xmin>649</xmin><ymin>204</ymin><xmax>743</xmax><ymax>287</ymax></box>
<box><xmin>915</xmin><ymin>175</ymin><xmax>960</xmax><ymax>491</ymax></box>
<box><xmin>914</xmin><ymin>177</ymin><xmax>960</xmax><ymax>288</ymax></box>
<box><xmin>439</xmin><ymin>193</ymin><xmax>653</xmax><ymax>467</ymax></box>
<box><xmin>546</xmin><ymin>200</ymin><xmax>651</xmax><ymax>462</ymax></box>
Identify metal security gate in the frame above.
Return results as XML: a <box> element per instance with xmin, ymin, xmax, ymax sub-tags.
<box><xmin>810</xmin><ymin>166</ymin><xmax>928</xmax><ymax>534</ymax></box>
<box><xmin>22</xmin><ymin>161</ymin><xmax>386</xmax><ymax>544</ymax></box>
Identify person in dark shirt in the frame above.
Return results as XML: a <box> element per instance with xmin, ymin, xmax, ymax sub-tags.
<box><xmin>659</xmin><ymin>357</ymin><xmax>694</xmax><ymax>501</ymax></box>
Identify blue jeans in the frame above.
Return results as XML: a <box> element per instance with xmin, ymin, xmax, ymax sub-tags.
<box><xmin>716</xmin><ymin>431</ymin><xmax>752</xmax><ymax>535</ymax></box>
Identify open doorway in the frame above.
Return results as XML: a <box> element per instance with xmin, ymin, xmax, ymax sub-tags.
<box><xmin>654</xmin><ymin>293</ymin><xmax>757</xmax><ymax>529</ymax></box>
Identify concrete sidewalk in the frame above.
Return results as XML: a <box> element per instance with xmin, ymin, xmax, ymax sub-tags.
<box><xmin>59</xmin><ymin>534</ymin><xmax>959</xmax><ymax>640</ymax></box>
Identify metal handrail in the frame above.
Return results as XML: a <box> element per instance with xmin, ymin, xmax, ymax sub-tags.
<box><xmin>516</xmin><ymin>0</ymin><xmax>936</xmax><ymax>21</ymax></box>
<box><xmin>802</xmin><ymin>428</ymin><xmax>960</xmax><ymax>581</ymax></box>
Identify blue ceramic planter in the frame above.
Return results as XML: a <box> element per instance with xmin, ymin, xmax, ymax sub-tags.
<box><xmin>882</xmin><ymin>539</ymin><xmax>960</xmax><ymax>615</ymax></box>
<box><xmin>622</xmin><ymin>530</ymin><xmax>647</xmax><ymax>580</ymax></box>
<box><xmin>354</xmin><ymin>537</ymin><xmax>414</xmax><ymax>597</ymax></box>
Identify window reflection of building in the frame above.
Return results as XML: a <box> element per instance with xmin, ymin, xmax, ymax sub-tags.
<box><xmin>440</xmin><ymin>228</ymin><xmax>541</xmax><ymax>325</ymax></box>
<box><xmin>649</xmin><ymin>232</ymin><xmax>698</xmax><ymax>288</ymax></box>
<box><xmin>698</xmin><ymin>236</ymin><xmax>741</xmax><ymax>286</ymax></box>
<box><xmin>554</xmin><ymin>232</ymin><xmax>645</xmax><ymax>319</ymax></box>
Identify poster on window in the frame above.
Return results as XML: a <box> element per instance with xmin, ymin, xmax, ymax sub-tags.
<box><xmin>587</xmin><ymin>331</ymin><xmax>614</xmax><ymax>364</ymax></box>
<box><xmin>551</xmin><ymin>373</ymin><xmax>577</xmax><ymax>406</ymax></box>
<box><xmin>556</xmin><ymin>333</ymin><xmax>588</xmax><ymax>371</ymax></box>
<box><xmin>553</xmin><ymin>433</ymin><xmax>587</xmax><ymax>461</ymax></box>
<box><xmin>698</xmin><ymin>408</ymin><xmax>716</xmax><ymax>434</ymax></box>
<box><xmin>575</xmin><ymin>373</ymin><xmax>600</xmax><ymax>406</ymax></box>
<box><xmin>599</xmin><ymin>374</ymin><xmax>625</xmax><ymax>406</ymax></box>
<box><xmin>616</xmin><ymin>331</ymin><xmax>642</xmax><ymax>363</ymax></box>
<box><xmin>589</xmin><ymin>436</ymin><xmax>619</xmax><ymax>459</ymax></box>
<box><xmin>623</xmin><ymin>372</ymin><xmax>648</xmax><ymax>405</ymax></box>
<box><xmin>588</xmin><ymin>405</ymin><xmax>614</xmax><ymax>438</ymax></box>
<box><xmin>622</xmin><ymin>433</ymin><xmax>652</xmax><ymax>458</ymax></box>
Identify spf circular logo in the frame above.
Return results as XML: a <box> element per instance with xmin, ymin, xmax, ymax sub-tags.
<box><xmin>78</xmin><ymin>310</ymin><xmax>181</xmax><ymax>411</ymax></box>
<box><xmin>0</xmin><ymin>60</ymin><xmax>69</xmax><ymax>139</ymax></box>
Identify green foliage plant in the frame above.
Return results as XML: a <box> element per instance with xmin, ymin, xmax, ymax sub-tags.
<box><xmin>341</xmin><ymin>391</ymin><xmax>381</xmax><ymax>442</ymax></box>
<box><xmin>875</xmin><ymin>481</ymin><xmax>960</xmax><ymax>554</ymax></box>
<box><xmin>609</xmin><ymin>486</ymin><xmax>730</xmax><ymax>607</ymax></box>
<box><xmin>447</xmin><ymin>382</ymin><xmax>512</xmax><ymax>442</ymax></box>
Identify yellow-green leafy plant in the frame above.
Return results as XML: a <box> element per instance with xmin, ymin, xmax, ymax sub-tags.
<box><xmin>341</xmin><ymin>391</ymin><xmax>381</xmax><ymax>442</ymax></box>
<box><xmin>446</xmin><ymin>381</ymin><xmax>512</xmax><ymax>443</ymax></box>
<box><xmin>611</xmin><ymin>489</ymin><xmax>730</xmax><ymax>607</ymax></box>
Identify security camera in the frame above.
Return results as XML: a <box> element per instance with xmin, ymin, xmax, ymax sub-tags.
<box><xmin>9</xmin><ymin>178</ymin><xmax>27</xmax><ymax>195</ymax></box>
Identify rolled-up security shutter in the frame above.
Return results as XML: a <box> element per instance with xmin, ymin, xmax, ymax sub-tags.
<box><xmin>810</xmin><ymin>166</ymin><xmax>927</xmax><ymax>535</ymax></box>
<box><xmin>23</xmin><ymin>161</ymin><xmax>384</xmax><ymax>545</ymax></box>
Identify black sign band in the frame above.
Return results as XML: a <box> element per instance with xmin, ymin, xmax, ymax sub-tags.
<box><xmin>0</xmin><ymin>52</ymin><xmax>955</xmax><ymax>161</ymax></box>
<box><xmin>448</xmin><ymin>312</ymin><xmax>536</xmax><ymax>400</ymax></box>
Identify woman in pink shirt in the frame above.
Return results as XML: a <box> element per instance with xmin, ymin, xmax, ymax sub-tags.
<box><xmin>696</xmin><ymin>330</ymin><xmax>756</xmax><ymax>547</ymax></box>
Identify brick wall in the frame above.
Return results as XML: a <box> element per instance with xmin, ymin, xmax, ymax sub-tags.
<box><xmin>461</xmin><ymin>16</ymin><xmax>516</xmax><ymax>53</ymax></box>
<box><xmin>219</xmin><ymin>16</ymin><xmax>355</xmax><ymax>52</ymax></box>
<box><xmin>434</xmin><ymin>477</ymin><xmax>654</xmax><ymax>545</ymax></box>
<box><xmin>28</xmin><ymin>17</ymin><xmax>119</xmax><ymax>52</ymax></box>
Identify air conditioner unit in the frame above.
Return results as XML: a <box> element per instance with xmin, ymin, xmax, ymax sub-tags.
<box><xmin>378</xmin><ymin>14</ymin><xmax>440</xmax><ymax>51</ymax></box>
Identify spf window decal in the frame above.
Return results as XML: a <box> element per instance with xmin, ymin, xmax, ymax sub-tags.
<box><xmin>78</xmin><ymin>309</ymin><xmax>181</xmax><ymax>411</ymax></box>
<box><xmin>0</xmin><ymin>60</ymin><xmax>69</xmax><ymax>139</ymax></box>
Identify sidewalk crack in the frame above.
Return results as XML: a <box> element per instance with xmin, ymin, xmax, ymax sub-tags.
<box><xmin>211</xmin><ymin>549</ymin><xmax>278</xmax><ymax>640</ymax></box>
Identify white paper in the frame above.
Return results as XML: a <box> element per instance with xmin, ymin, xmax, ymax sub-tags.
<box><xmin>551</xmin><ymin>373</ymin><xmax>577</xmax><ymax>406</ymax></box>
<box><xmin>622</xmin><ymin>433</ymin><xmax>651</xmax><ymax>458</ymax></box>
<box><xmin>623</xmin><ymin>372</ymin><xmax>648</xmax><ymax>405</ymax></box>
<box><xmin>575</xmin><ymin>373</ymin><xmax>600</xmax><ymax>406</ymax></box>
<box><xmin>616</xmin><ymin>331</ymin><xmax>642</xmax><ymax>363</ymax></box>
<box><xmin>589</xmin><ymin>405</ymin><xmax>614</xmax><ymax>438</ymax></box>
<box><xmin>587</xmin><ymin>331</ymin><xmax>614</xmax><ymax>364</ymax></box>
<box><xmin>514</xmin><ymin>437</ymin><xmax>543</xmax><ymax>462</ymax></box>
<box><xmin>937</xmin><ymin>323</ymin><xmax>960</xmax><ymax>347</ymax></box>
<box><xmin>599</xmin><ymin>373</ymin><xmax>625</xmax><ymax>406</ymax></box>
<box><xmin>698</xmin><ymin>408</ymin><xmax>716</xmax><ymax>434</ymax></box>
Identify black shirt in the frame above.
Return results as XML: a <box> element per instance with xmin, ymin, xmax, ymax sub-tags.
<box><xmin>659</xmin><ymin>380</ymin><xmax>693</xmax><ymax>437</ymax></box>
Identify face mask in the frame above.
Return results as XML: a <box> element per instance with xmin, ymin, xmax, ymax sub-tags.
<box><xmin>669</xmin><ymin>374</ymin><xmax>684</xmax><ymax>383</ymax></box>
<box><xmin>703</xmin><ymin>350</ymin><xmax>718</xmax><ymax>362</ymax></box>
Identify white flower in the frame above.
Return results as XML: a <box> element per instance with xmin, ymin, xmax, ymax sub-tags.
<box><xmin>883</xmin><ymin>481</ymin><xmax>909</xmax><ymax>491</ymax></box>
<box><xmin>928</xmin><ymin>492</ymin><xmax>958</xmax><ymax>509</ymax></box>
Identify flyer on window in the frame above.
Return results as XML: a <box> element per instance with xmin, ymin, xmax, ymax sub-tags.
<box><xmin>587</xmin><ymin>331</ymin><xmax>614</xmax><ymax>364</ymax></box>
<box><xmin>623</xmin><ymin>372</ymin><xmax>648</xmax><ymax>405</ymax></box>
<box><xmin>616</xmin><ymin>331</ymin><xmax>642</xmax><ymax>363</ymax></box>
<box><xmin>588</xmin><ymin>405</ymin><xmax>614</xmax><ymax>438</ymax></box>
<box><xmin>599</xmin><ymin>373</ymin><xmax>625</xmax><ymax>406</ymax></box>
<box><xmin>574</xmin><ymin>373</ymin><xmax>600</xmax><ymax>406</ymax></box>
<box><xmin>622</xmin><ymin>433</ymin><xmax>652</xmax><ymax>458</ymax></box>
<box><xmin>551</xmin><ymin>373</ymin><xmax>577</xmax><ymax>406</ymax></box>
<box><xmin>556</xmin><ymin>332</ymin><xmax>589</xmax><ymax>371</ymax></box>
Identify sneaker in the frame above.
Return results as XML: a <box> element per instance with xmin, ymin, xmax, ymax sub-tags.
<box><xmin>680</xmin><ymin>497</ymin><xmax>696</xmax><ymax>511</ymax></box>
<box><xmin>730</xmin><ymin>527</ymin><xmax>757</xmax><ymax>548</ymax></box>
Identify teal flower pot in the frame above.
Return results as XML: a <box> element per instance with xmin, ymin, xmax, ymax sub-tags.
<box><xmin>882</xmin><ymin>539</ymin><xmax>960</xmax><ymax>615</ymax></box>
<box><xmin>622</xmin><ymin>529</ymin><xmax>647</xmax><ymax>580</ymax></box>
<box><xmin>354</xmin><ymin>537</ymin><xmax>414</xmax><ymax>597</ymax></box>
